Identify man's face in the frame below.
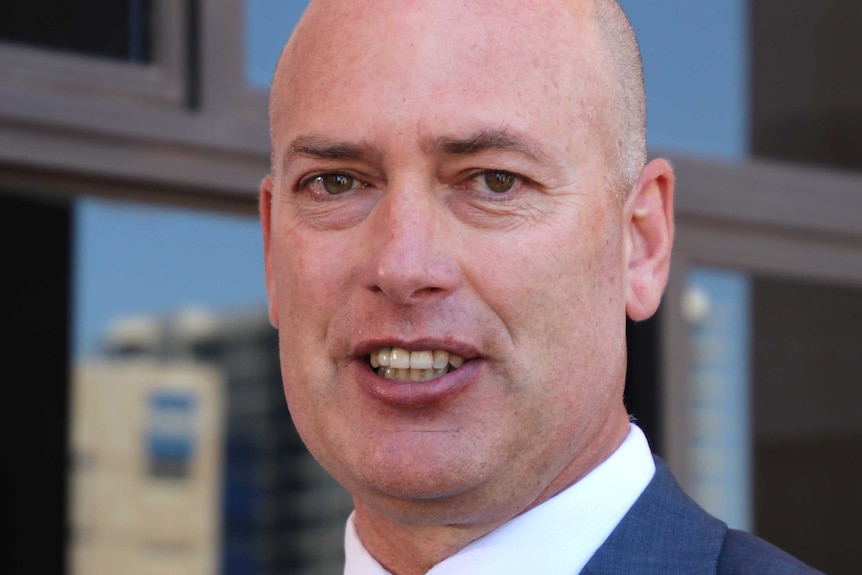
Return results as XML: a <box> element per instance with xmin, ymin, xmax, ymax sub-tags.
<box><xmin>262</xmin><ymin>0</ymin><xmax>655</xmax><ymax>525</ymax></box>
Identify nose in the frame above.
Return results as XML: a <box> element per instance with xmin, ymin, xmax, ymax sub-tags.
<box><xmin>365</xmin><ymin>184</ymin><xmax>460</xmax><ymax>304</ymax></box>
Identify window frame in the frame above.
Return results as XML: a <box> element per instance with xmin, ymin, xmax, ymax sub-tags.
<box><xmin>0</xmin><ymin>0</ymin><xmax>270</xmax><ymax>209</ymax></box>
<box><xmin>659</xmin><ymin>154</ymin><xmax>862</xmax><ymax>490</ymax></box>
<box><xmin>0</xmin><ymin>0</ymin><xmax>186</xmax><ymax>108</ymax></box>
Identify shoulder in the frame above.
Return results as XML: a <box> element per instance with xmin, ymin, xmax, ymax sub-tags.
<box><xmin>582</xmin><ymin>457</ymin><xmax>824</xmax><ymax>575</ymax></box>
<box><xmin>717</xmin><ymin>529</ymin><xmax>825</xmax><ymax>575</ymax></box>
<box><xmin>582</xmin><ymin>457</ymin><xmax>726</xmax><ymax>574</ymax></box>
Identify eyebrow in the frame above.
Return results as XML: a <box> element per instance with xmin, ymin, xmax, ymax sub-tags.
<box><xmin>282</xmin><ymin>136</ymin><xmax>378</xmax><ymax>172</ymax></box>
<box><xmin>282</xmin><ymin>128</ymin><xmax>544</xmax><ymax>173</ymax></box>
<box><xmin>427</xmin><ymin>128</ymin><xmax>544</xmax><ymax>161</ymax></box>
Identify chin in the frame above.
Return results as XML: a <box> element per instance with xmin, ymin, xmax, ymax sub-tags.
<box><xmin>348</xmin><ymin>441</ymin><xmax>495</xmax><ymax>501</ymax></box>
<box><xmin>351</xmin><ymin>459</ymin><xmax>532</xmax><ymax>529</ymax></box>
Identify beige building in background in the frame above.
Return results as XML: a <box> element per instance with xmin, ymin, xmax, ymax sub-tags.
<box><xmin>68</xmin><ymin>307</ymin><xmax>355</xmax><ymax>575</ymax></box>
<box><xmin>70</xmin><ymin>359</ymin><xmax>225</xmax><ymax>575</ymax></box>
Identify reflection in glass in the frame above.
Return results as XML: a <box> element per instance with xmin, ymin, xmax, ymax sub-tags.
<box><xmin>682</xmin><ymin>267</ymin><xmax>862</xmax><ymax>574</ymax></box>
<box><xmin>751</xmin><ymin>276</ymin><xmax>862</xmax><ymax>575</ymax></box>
<box><xmin>244</xmin><ymin>0</ymin><xmax>309</xmax><ymax>88</ymax></box>
<box><xmin>0</xmin><ymin>0</ymin><xmax>152</xmax><ymax>63</ymax></box>
<box><xmin>683</xmin><ymin>267</ymin><xmax>752</xmax><ymax>531</ymax></box>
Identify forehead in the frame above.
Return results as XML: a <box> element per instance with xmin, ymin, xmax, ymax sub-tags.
<box><xmin>271</xmin><ymin>0</ymin><xmax>607</xmax><ymax>154</ymax></box>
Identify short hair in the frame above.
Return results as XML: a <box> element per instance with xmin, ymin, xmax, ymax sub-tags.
<box><xmin>592</xmin><ymin>0</ymin><xmax>647</xmax><ymax>198</ymax></box>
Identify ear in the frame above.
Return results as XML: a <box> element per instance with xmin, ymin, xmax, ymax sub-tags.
<box><xmin>624</xmin><ymin>158</ymin><xmax>675</xmax><ymax>321</ymax></box>
<box><xmin>260</xmin><ymin>174</ymin><xmax>279</xmax><ymax>328</ymax></box>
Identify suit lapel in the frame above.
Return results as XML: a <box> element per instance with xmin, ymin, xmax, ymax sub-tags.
<box><xmin>580</xmin><ymin>457</ymin><xmax>727</xmax><ymax>575</ymax></box>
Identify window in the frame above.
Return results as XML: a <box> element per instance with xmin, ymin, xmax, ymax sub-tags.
<box><xmin>0</xmin><ymin>0</ymin><xmax>153</xmax><ymax>63</ymax></box>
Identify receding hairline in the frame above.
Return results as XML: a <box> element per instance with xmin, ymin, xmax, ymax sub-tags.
<box><xmin>588</xmin><ymin>0</ymin><xmax>647</xmax><ymax>197</ymax></box>
<box><xmin>269</xmin><ymin>0</ymin><xmax>646</xmax><ymax>197</ymax></box>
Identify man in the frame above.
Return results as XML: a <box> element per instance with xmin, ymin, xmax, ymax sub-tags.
<box><xmin>260</xmin><ymin>0</ymin><xmax>823</xmax><ymax>573</ymax></box>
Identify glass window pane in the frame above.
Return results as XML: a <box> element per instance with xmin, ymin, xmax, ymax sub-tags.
<box><xmin>618</xmin><ymin>0</ymin><xmax>748</xmax><ymax>160</ymax></box>
<box><xmin>74</xmin><ymin>199</ymin><xmax>266</xmax><ymax>359</ymax></box>
<box><xmin>244</xmin><ymin>0</ymin><xmax>309</xmax><ymax>88</ymax></box>
<box><xmin>71</xmin><ymin>198</ymin><xmax>353</xmax><ymax>575</ymax></box>
<box><xmin>751</xmin><ymin>275</ymin><xmax>862</xmax><ymax>575</ymax></box>
<box><xmin>682</xmin><ymin>266</ymin><xmax>862</xmax><ymax>574</ymax></box>
<box><xmin>0</xmin><ymin>0</ymin><xmax>153</xmax><ymax>63</ymax></box>
<box><xmin>682</xmin><ymin>266</ymin><xmax>752</xmax><ymax>531</ymax></box>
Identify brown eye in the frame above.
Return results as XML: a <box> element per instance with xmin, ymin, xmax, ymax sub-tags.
<box><xmin>319</xmin><ymin>173</ymin><xmax>357</xmax><ymax>194</ymax></box>
<box><xmin>483</xmin><ymin>171</ymin><xmax>517</xmax><ymax>193</ymax></box>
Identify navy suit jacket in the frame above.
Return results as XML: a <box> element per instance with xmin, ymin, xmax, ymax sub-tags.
<box><xmin>581</xmin><ymin>458</ymin><xmax>825</xmax><ymax>575</ymax></box>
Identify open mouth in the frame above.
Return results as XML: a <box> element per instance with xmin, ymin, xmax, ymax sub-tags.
<box><xmin>369</xmin><ymin>346</ymin><xmax>465</xmax><ymax>382</ymax></box>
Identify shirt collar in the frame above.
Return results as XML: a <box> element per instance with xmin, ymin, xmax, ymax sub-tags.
<box><xmin>344</xmin><ymin>423</ymin><xmax>655</xmax><ymax>575</ymax></box>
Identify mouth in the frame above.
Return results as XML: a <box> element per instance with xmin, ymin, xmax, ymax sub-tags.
<box><xmin>369</xmin><ymin>347</ymin><xmax>466</xmax><ymax>382</ymax></box>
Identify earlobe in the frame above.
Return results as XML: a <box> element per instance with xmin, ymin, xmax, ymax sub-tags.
<box><xmin>260</xmin><ymin>175</ymin><xmax>280</xmax><ymax>328</ymax></box>
<box><xmin>624</xmin><ymin>158</ymin><xmax>675</xmax><ymax>321</ymax></box>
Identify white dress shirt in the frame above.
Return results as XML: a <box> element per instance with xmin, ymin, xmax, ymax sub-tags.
<box><xmin>344</xmin><ymin>423</ymin><xmax>656</xmax><ymax>575</ymax></box>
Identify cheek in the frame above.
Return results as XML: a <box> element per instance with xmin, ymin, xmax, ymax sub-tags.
<box><xmin>468</xmin><ymin>213</ymin><xmax>627</xmax><ymax>395</ymax></box>
<box><xmin>270</xmin><ymin>228</ymin><xmax>352</xmax><ymax>428</ymax></box>
<box><xmin>474</xmin><ymin>218</ymin><xmax>624</xmax><ymax>326</ymax></box>
<box><xmin>271</xmin><ymin>230</ymin><xmax>347</xmax><ymax>453</ymax></box>
<box><xmin>273</xmin><ymin>228</ymin><xmax>351</xmax><ymax>335</ymax></box>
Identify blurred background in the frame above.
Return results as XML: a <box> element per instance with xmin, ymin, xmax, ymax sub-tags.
<box><xmin>1</xmin><ymin>1</ymin><xmax>860</xmax><ymax>574</ymax></box>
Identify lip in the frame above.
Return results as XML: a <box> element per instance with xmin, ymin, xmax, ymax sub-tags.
<box><xmin>351</xmin><ymin>338</ymin><xmax>484</xmax><ymax>408</ymax></box>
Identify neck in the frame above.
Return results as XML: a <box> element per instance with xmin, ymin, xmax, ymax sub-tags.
<box><xmin>353</xmin><ymin>507</ymin><xmax>499</xmax><ymax>575</ymax></box>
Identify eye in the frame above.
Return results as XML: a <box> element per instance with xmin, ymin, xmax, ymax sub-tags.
<box><xmin>304</xmin><ymin>173</ymin><xmax>364</xmax><ymax>195</ymax></box>
<box><xmin>478</xmin><ymin>170</ymin><xmax>518</xmax><ymax>194</ymax></box>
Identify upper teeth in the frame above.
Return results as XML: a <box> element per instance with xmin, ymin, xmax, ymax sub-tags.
<box><xmin>370</xmin><ymin>347</ymin><xmax>464</xmax><ymax>379</ymax></box>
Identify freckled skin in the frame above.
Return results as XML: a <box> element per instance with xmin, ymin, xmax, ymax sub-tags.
<box><xmin>260</xmin><ymin>0</ymin><xmax>674</xmax><ymax>572</ymax></box>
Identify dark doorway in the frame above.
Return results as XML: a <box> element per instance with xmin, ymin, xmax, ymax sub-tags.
<box><xmin>752</xmin><ymin>275</ymin><xmax>862</xmax><ymax>575</ymax></box>
<box><xmin>0</xmin><ymin>192</ymin><xmax>73</xmax><ymax>575</ymax></box>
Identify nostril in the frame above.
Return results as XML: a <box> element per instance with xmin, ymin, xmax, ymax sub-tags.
<box><xmin>415</xmin><ymin>286</ymin><xmax>445</xmax><ymax>297</ymax></box>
